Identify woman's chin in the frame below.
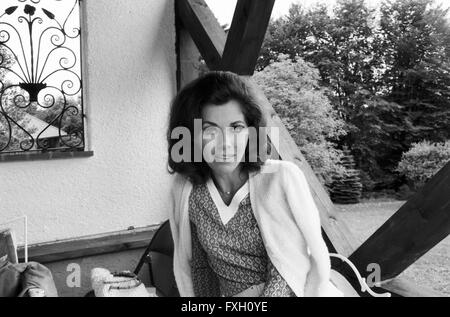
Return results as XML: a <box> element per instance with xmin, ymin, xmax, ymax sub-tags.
<box><xmin>209</xmin><ymin>159</ymin><xmax>241</xmax><ymax>172</ymax></box>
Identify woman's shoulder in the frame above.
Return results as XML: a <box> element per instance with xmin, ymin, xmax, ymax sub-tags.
<box><xmin>258</xmin><ymin>159</ymin><xmax>304</xmax><ymax>177</ymax></box>
<box><xmin>253</xmin><ymin>159</ymin><xmax>307</xmax><ymax>190</ymax></box>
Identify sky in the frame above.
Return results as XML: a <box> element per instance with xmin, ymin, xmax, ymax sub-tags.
<box><xmin>204</xmin><ymin>0</ymin><xmax>450</xmax><ymax>25</ymax></box>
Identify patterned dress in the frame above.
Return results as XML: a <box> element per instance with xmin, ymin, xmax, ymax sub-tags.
<box><xmin>188</xmin><ymin>179</ymin><xmax>296</xmax><ymax>297</ymax></box>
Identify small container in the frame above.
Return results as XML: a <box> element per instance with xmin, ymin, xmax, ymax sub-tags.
<box><xmin>28</xmin><ymin>288</ymin><xmax>46</xmax><ymax>297</ymax></box>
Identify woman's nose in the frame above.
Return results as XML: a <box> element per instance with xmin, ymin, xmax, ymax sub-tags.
<box><xmin>219</xmin><ymin>129</ymin><xmax>235</xmax><ymax>153</ymax></box>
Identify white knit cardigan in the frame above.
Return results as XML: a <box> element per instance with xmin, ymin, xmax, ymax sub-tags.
<box><xmin>168</xmin><ymin>159</ymin><xmax>343</xmax><ymax>297</ymax></box>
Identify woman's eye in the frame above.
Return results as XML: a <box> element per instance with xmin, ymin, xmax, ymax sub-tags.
<box><xmin>202</xmin><ymin>126</ymin><xmax>246</xmax><ymax>136</ymax></box>
<box><xmin>232</xmin><ymin>126</ymin><xmax>246</xmax><ymax>133</ymax></box>
<box><xmin>203</xmin><ymin>126</ymin><xmax>219</xmax><ymax>135</ymax></box>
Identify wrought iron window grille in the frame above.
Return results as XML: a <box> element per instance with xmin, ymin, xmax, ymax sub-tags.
<box><xmin>0</xmin><ymin>0</ymin><xmax>85</xmax><ymax>158</ymax></box>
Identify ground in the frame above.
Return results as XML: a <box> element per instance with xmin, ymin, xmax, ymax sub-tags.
<box><xmin>335</xmin><ymin>199</ymin><xmax>450</xmax><ymax>296</ymax></box>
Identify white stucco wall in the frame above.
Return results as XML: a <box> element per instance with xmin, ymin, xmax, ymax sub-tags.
<box><xmin>0</xmin><ymin>0</ymin><xmax>177</xmax><ymax>244</ymax></box>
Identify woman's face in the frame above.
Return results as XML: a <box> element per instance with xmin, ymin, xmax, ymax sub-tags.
<box><xmin>200</xmin><ymin>100</ymin><xmax>249</xmax><ymax>175</ymax></box>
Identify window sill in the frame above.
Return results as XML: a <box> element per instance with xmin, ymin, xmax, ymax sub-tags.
<box><xmin>17</xmin><ymin>224</ymin><xmax>160</xmax><ymax>264</ymax></box>
<box><xmin>0</xmin><ymin>151</ymin><xmax>94</xmax><ymax>163</ymax></box>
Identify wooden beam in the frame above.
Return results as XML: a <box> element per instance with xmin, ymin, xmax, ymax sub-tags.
<box><xmin>244</xmin><ymin>78</ymin><xmax>359</xmax><ymax>257</ymax></box>
<box><xmin>221</xmin><ymin>0</ymin><xmax>275</xmax><ymax>75</ymax></box>
<box><xmin>176</xmin><ymin>24</ymin><xmax>203</xmax><ymax>90</ymax></box>
<box><xmin>349</xmin><ymin>161</ymin><xmax>450</xmax><ymax>280</ymax></box>
<box><xmin>17</xmin><ymin>225</ymin><xmax>159</xmax><ymax>264</ymax></box>
<box><xmin>176</xmin><ymin>0</ymin><xmax>274</xmax><ymax>74</ymax></box>
<box><xmin>379</xmin><ymin>277</ymin><xmax>446</xmax><ymax>297</ymax></box>
<box><xmin>176</xmin><ymin>0</ymin><xmax>226</xmax><ymax>71</ymax></box>
<box><xmin>330</xmin><ymin>258</ymin><xmax>447</xmax><ymax>297</ymax></box>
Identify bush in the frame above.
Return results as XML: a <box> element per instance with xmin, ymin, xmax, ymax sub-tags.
<box><xmin>327</xmin><ymin>148</ymin><xmax>363</xmax><ymax>204</ymax></box>
<box><xmin>254</xmin><ymin>54</ymin><xmax>348</xmax><ymax>185</ymax></box>
<box><xmin>396</xmin><ymin>140</ymin><xmax>450</xmax><ymax>190</ymax></box>
<box><xmin>300</xmin><ymin>142</ymin><xmax>348</xmax><ymax>185</ymax></box>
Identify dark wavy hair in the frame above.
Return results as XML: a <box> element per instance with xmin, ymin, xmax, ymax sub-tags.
<box><xmin>166</xmin><ymin>71</ymin><xmax>268</xmax><ymax>185</ymax></box>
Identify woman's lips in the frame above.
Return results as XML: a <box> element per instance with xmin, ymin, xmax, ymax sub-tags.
<box><xmin>215</xmin><ymin>155</ymin><xmax>237</xmax><ymax>160</ymax></box>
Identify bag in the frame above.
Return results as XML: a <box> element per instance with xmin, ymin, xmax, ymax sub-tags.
<box><xmin>91</xmin><ymin>268</ymin><xmax>152</xmax><ymax>297</ymax></box>
<box><xmin>0</xmin><ymin>259</ymin><xmax>58</xmax><ymax>297</ymax></box>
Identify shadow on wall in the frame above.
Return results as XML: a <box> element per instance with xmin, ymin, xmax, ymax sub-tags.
<box><xmin>146</xmin><ymin>0</ymin><xmax>177</xmax><ymax>96</ymax></box>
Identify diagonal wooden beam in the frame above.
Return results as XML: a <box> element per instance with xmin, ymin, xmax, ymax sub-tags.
<box><xmin>378</xmin><ymin>277</ymin><xmax>446</xmax><ymax>297</ymax></box>
<box><xmin>349</xmin><ymin>161</ymin><xmax>450</xmax><ymax>280</ymax></box>
<box><xmin>245</xmin><ymin>79</ymin><xmax>359</xmax><ymax>256</ymax></box>
<box><xmin>176</xmin><ymin>0</ymin><xmax>226</xmax><ymax>70</ymax></box>
<box><xmin>221</xmin><ymin>0</ymin><xmax>275</xmax><ymax>75</ymax></box>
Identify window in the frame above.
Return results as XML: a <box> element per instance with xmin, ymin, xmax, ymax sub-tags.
<box><xmin>0</xmin><ymin>0</ymin><xmax>86</xmax><ymax>159</ymax></box>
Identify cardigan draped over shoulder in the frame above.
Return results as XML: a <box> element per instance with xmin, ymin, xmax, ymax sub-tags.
<box><xmin>168</xmin><ymin>159</ymin><xmax>343</xmax><ymax>297</ymax></box>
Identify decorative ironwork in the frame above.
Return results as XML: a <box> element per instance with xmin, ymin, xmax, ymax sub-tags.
<box><xmin>0</xmin><ymin>0</ymin><xmax>84</xmax><ymax>155</ymax></box>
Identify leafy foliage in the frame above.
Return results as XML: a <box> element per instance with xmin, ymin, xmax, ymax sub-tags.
<box><xmin>254</xmin><ymin>54</ymin><xmax>348</xmax><ymax>185</ymax></box>
<box><xmin>259</xmin><ymin>0</ymin><xmax>450</xmax><ymax>191</ymax></box>
<box><xmin>0</xmin><ymin>85</ymin><xmax>37</xmax><ymax>152</ymax></box>
<box><xmin>396</xmin><ymin>140</ymin><xmax>450</xmax><ymax>189</ymax></box>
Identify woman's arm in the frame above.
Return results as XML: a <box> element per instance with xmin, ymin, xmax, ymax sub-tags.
<box><xmin>281</xmin><ymin>162</ymin><xmax>334</xmax><ymax>296</ymax></box>
<box><xmin>190</xmin><ymin>221</ymin><xmax>221</xmax><ymax>297</ymax></box>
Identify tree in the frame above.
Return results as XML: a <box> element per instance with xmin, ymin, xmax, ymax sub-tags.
<box><xmin>258</xmin><ymin>4</ymin><xmax>312</xmax><ymax>71</ymax></box>
<box><xmin>254</xmin><ymin>54</ymin><xmax>348</xmax><ymax>185</ymax></box>
<box><xmin>0</xmin><ymin>47</ymin><xmax>14</xmax><ymax>82</ymax></box>
<box><xmin>258</xmin><ymin>0</ymin><xmax>450</xmax><ymax>191</ymax></box>
<box><xmin>378</xmin><ymin>0</ymin><xmax>450</xmax><ymax>144</ymax></box>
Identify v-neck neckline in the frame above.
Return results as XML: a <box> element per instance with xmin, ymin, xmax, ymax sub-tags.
<box><xmin>206</xmin><ymin>176</ymin><xmax>249</xmax><ymax>226</ymax></box>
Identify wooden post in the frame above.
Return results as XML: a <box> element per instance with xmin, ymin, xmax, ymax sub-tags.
<box><xmin>221</xmin><ymin>0</ymin><xmax>275</xmax><ymax>74</ymax></box>
<box><xmin>176</xmin><ymin>25</ymin><xmax>202</xmax><ymax>90</ymax></box>
<box><xmin>176</xmin><ymin>0</ymin><xmax>225</xmax><ymax>71</ymax></box>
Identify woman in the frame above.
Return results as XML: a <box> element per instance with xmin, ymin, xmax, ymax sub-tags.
<box><xmin>166</xmin><ymin>71</ymin><xmax>342</xmax><ymax>297</ymax></box>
